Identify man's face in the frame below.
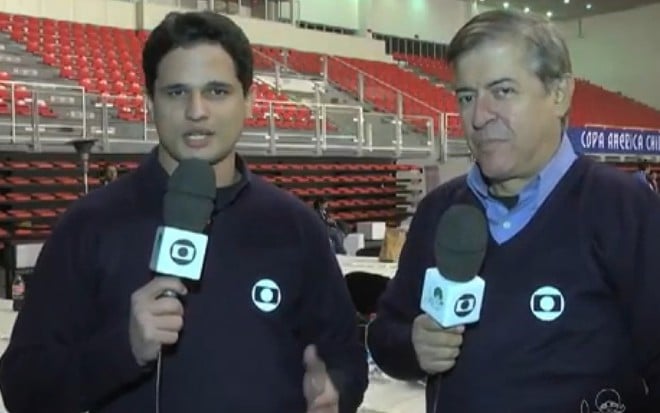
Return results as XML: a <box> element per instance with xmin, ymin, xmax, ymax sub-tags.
<box><xmin>453</xmin><ymin>38</ymin><xmax>572</xmax><ymax>184</ymax></box>
<box><xmin>107</xmin><ymin>166</ymin><xmax>117</xmax><ymax>179</ymax></box>
<box><xmin>149</xmin><ymin>43</ymin><xmax>251</xmax><ymax>166</ymax></box>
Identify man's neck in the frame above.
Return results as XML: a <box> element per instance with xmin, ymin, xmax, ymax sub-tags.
<box><xmin>489</xmin><ymin>178</ymin><xmax>532</xmax><ymax>197</ymax></box>
<box><xmin>212</xmin><ymin>152</ymin><xmax>239</xmax><ymax>188</ymax></box>
<box><xmin>157</xmin><ymin>146</ymin><xmax>238</xmax><ymax>188</ymax></box>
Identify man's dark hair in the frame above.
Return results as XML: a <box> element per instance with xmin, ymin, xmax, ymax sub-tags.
<box><xmin>142</xmin><ymin>11</ymin><xmax>253</xmax><ymax>98</ymax></box>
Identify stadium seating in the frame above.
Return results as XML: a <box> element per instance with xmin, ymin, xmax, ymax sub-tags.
<box><xmin>252</xmin><ymin>46</ymin><xmax>660</xmax><ymax>134</ymax></box>
<box><xmin>0</xmin><ymin>152</ymin><xmax>421</xmax><ymax>241</ymax></box>
<box><xmin>393</xmin><ymin>52</ymin><xmax>660</xmax><ymax>130</ymax></box>
<box><xmin>326</xmin><ymin>56</ymin><xmax>459</xmax><ymax>136</ymax></box>
<box><xmin>0</xmin><ymin>13</ymin><xmax>334</xmax><ymax>132</ymax></box>
<box><xmin>393</xmin><ymin>53</ymin><xmax>453</xmax><ymax>83</ymax></box>
<box><xmin>0</xmin><ymin>10</ymin><xmax>657</xmax><ymax>243</ymax></box>
<box><xmin>252</xmin><ymin>47</ymin><xmax>458</xmax><ymax>136</ymax></box>
<box><xmin>2</xmin><ymin>12</ymin><xmax>657</xmax><ymax>136</ymax></box>
<box><xmin>0</xmin><ymin>70</ymin><xmax>58</xmax><ymax>118</ymax></box>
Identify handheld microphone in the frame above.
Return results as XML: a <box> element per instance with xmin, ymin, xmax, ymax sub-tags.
<box><xmin>149</xmin><ymin>158</ymin><xmax>216</xmax><ymax>294</ymax></box>
<box><xmin>150</xmin><ymin>158</ymin><xmax>216</xmax><ymax>413</ymax></box>
<box><xmin>420</xmin><ymin>204</ymin><xmax>488</xmax><ymax>328</ymax></box>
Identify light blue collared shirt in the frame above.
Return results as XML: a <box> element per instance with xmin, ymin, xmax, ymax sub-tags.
<box><xmin>466</xmin><ymin>135</ymin><xmax>578</xmax><ymax>244</ymax></box>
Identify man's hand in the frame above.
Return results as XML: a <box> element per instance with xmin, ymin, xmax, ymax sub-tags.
<box><xmin>411</xmin><ymin>314</ymin><xmax>464</xmax><ymax>375</ymax></box>
<box><xmin>128</xmin><ymin>277</ymin><xmax>187</xmax><ymax>366</ymax></box>
<box><xmin>303</xmin><ymin>345</ymin><xmax>339</xmax><ymax>413</ymax></box>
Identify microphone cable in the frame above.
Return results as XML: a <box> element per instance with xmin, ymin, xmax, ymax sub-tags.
<box><xmin>155</xmin><ymin>289</ymin><xmax>177</xmax><ymax>413</ymax></box>
<box><xmin>156</xmin><ymin>349</ymin><xmax>163</xmax><ymax>413</ymax></box>
<box><xmin>156</xmin><ymin>349</ymin><xmax>164</xmax><ymax>413</ymax></box>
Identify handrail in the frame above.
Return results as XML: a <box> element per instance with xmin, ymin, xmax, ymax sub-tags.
<box><xmin>327</xmin><ymin>55</ymin><xmax>442</xmax><ymax>115</ymax></box>
<box><xmin>0</xmin><ymin>79</ymin><xmax>84</xmax><ymax>92</ymax></box>
<box><xmin>0</xmin><ymin>79</ymin><xmax>435</xmax><ymax>157</ymax></box>
<box><xmin>251</xmin><ymin>48</ymin><xmax>444</xmax><ymax>121</ymax></box>
<box><xmin>253</xmin><ymin>48</ymin><xmax>443</xmax><ymax>123</ymax></box>
<box><xmin>253</xmin><ymin>48</ymin><xmax>309</xmax><ymax>79</ymax></box>
<box><xmin>252</xmin><ymin>98</ymin><xmax>361</xmax><ymax>110</ymax></box>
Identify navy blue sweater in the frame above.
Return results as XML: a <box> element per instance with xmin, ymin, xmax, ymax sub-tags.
<box><xmin>0</xmin><ymin>150</ymin><xmax>367</xmax><ymax>412</ymax></box>
<box><xmin>367</xmin><ymin>156</ymin><xmax>660</xmax><ymax>413</ymax></box>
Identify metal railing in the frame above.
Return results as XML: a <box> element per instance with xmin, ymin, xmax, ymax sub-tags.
<box><xmin>0</xmin><ymin>80</ymin><xmax>87</xmax><ymax>151</ymax></box>
<box><xmin>0</xmin><ymin>80</ymin><xmax>435</xmax><ymax>157</ymax></box>
<box><xmin>326</xmin><ymin>56</ymin><xmax>441</xmax><ymax>117</ymax></box>
<box><xmin>126</xmin><ymin>0</ymin><xmax>299</xmax><ymax>26</ymax></box>
<box><xmin>250</xmin><ymin>50</ymin><xmax>440</xmax><ymax>157</ymax></box>
<box><xmin>320</xmin><ymin>56</ymin><xmax>447</xmax><ymax>158</ymax></box>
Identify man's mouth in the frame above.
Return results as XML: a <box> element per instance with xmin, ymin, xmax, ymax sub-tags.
<box><xmin>183</xmin><ymin>130</ymin><xmax>214</xmax><ymax>148</ymax></box>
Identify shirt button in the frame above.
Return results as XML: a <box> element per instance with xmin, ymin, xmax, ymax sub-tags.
<box><xmin>502</xmin><ymin>221</ymin><xmax>511</xmax><ymax>229</ymax></box>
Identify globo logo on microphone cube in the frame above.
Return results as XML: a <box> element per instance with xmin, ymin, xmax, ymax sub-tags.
<box><xmin>149</xmin><ymin>226</ymin><xmax>208</xmax><ymax>281</ymax></box>
<box><xmin>420</xmin><ymin>267</ymin><xmax>485</xmax><ymax>328</ymax></box>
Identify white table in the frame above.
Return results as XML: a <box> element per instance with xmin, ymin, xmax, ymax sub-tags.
<box><xmin>336</xmin><ymin>255</ymin><xmax>398</xmax><ymax>279</ymax></box>
<box><xmin>360</xmin><ymin>376</ymin><xmax>426</xmax><ymax>412</ymax></box>
<box><xmin>335</xmin><ymin>256</ymin><xmax>426</xmax><ymax>412</ymax></box>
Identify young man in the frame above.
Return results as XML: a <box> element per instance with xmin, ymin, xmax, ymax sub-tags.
<box><xmin>0</xmin><ymin>11</ymin><xmax>367</xmax><ymax>413</ymax></box>
<box><xmin>367</xmin><ymin>10</ymin><xmax>660</xmax><ymax>413</ymax></box>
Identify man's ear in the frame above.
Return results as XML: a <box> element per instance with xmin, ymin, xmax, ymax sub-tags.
<box><xmin>147</xmin><ymin>97</ymin><xmax>154</xmax><ymax>116</ymax></box>
<box><xmin>553</xmin><ymin>74</ymin><xmax>574</xmax><ymax>119</ymax></box>
<box><xmin>245</xmin><ymin>86</ymin><xmax>254</xmax><ymax>118</ymax></box>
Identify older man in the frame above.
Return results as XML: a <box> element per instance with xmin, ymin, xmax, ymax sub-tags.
<box><xmin>367</xmin><ymin>9</ymin><xmax>660</xmax><ymax>413</ymax></box>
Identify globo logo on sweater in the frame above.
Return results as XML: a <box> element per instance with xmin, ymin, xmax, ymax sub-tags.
<box><xmin>251</xmin><ymin>278</ymin><xmax>282</xmax><ymax>313</ymax></box>
<box><xmin>530</xmin><ymin>285</ymin><xmax>565</xmax><ymax>322</ymax></box>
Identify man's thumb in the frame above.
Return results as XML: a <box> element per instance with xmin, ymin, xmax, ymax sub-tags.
<box><xmin>303</xmin><ymin>344</ymin><xmax>324</xmax><ymax>371</ymax></box>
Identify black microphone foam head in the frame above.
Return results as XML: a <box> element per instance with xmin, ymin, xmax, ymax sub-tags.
<box><xmin>434</xmin><ymin>204</ymin><xmax>488</xmax><ymax>282</ymax></box>
<box><xmin>163</xmin><ymin>158</ymin><xmax>216</xmax><ymax>232</ymax></box>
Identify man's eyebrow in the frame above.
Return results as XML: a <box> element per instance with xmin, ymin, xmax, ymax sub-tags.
<box><xmin>453</xmin><ymin>77</ymin><xmax>519</xmax><ymax>94</ymax></box>
<box><xmin>158</xmin><ymin>83</ymin><xmax>188</xmax><ymax>93</ymax></box>
<box><xmin>205</xmin><ymin>81</ymin><xmax>233</xmax><ymax>89</ymax></box>
<box><xmin>485</xmin><ymin>77</ymin><xmax>518</xmax><ymax>88</ymax></box>
<box><xmin>159</xmin><ymin>81</ymin><xmax>234</xmax><ymax>91</ymax></box>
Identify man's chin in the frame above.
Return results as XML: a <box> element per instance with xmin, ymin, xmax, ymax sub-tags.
<box><xmin>180</xmin><ymin>148</ymin><xmax>233</xmax><ymax>166</ymax></box>
<box><xmin>160</xmin><ymin>141</ymin><xmax>234</xmax><ymax>166</ymax></box>
<box><xmin>477</xmin><ymin>161</ymin><xmax>514</xmax><ymax>182</ymax></box>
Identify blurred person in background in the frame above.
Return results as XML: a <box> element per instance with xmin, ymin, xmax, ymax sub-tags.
<box><xmin>101</xmin><ymin>163</ymin><xmax>118</xmax><ymax>185</ymax></box>
<box><xmin>314</xmin><ymin>197</ymin><xmax>347</xmax><ymax>254</ymax></box>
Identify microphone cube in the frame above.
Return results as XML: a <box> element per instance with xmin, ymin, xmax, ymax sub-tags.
<box><xmin>149</xmin><ymin>226</ymin><xmax>208</xmax><ymax>281</ymax></box>
<box><xmin>420</xmin><ymin>267</ymin><xmax>485</xmax><ymax>328</ymax></box>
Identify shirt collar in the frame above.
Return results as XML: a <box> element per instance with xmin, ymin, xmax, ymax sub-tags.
<box><xmin>135</xmin><ymin>146</ymin><xmax>252</xmax><ymax>211</ymax></box>
<box><xmin>215</xmin><ymin>154</ymin><xmax>251</xmax><ymax>212</ymax></box>
<box><xmin>467</xmin><ymin>133</ymin><xmax>577</xmax><ymax>206</ymax></box>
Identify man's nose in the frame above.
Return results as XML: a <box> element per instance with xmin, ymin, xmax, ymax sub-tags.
<box><xmin>185</xmin><ymin>91</ymin><xmax>209</xmax><ymax>121</ymax></box>
<box><xmin>470</xmin><ymin>94</ymin><xmax>497</xmax><ymax>130</ymax></box>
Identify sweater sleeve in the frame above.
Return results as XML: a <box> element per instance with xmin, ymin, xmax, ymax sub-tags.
<box><xmin>591</xmin><ymin>178</ymin><xmax>660</xmax><ymax>405</ymax></box>
<box><xmin>299</xmin><ymin>214</ymin><xmax>368</xmax><ymax>413</ymax></box>
<box><xmin>0</xmin><ymin>206</ymin><xmax>149</xmax><ymax>412</ymax></box>
<box><xmin>366</xmin><ymin>196</ymin><xmax>435</xmax><ymax>381</ymax></box>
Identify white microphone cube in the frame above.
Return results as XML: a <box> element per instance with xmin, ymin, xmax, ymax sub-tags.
<box><xmin>420</xmin><ymin>267</ymin><xmax>485</xmax><ymax>328</ymax></box>
<box><xmin>149</xmin><ymin>226</ymin><xmax>208</xmax><ymax>281</ymax></box>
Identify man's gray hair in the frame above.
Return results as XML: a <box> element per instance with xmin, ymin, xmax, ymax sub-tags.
<box><xmin>447</xmin><ymin>9</ymin><xmax>572</xmax><ymax>92</ymax></box>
